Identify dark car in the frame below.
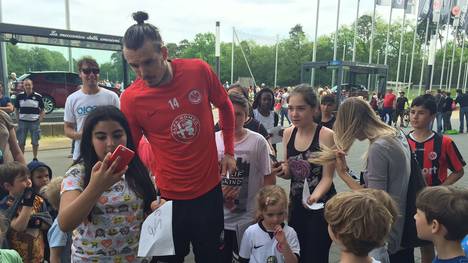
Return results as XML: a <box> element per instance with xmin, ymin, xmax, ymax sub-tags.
<box><xmin>12</xmin><ymin>71</ymin><xmax>81</xmax><ymax>114</ymax></box>
<box><xmin>331</xmin><ymin>83</ymin><xmax>369</xmax><ymax>100</ymax></box>
<box><xmin>98</xmin><ymin>82</ymin><xmax>121</xmax><ymax>97</ymax></box>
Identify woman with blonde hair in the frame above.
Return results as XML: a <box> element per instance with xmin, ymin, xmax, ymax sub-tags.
<box><xmin>311</xmin><ymin>97</ymin><xmax>413</xmax><ymax>263</ymax></box>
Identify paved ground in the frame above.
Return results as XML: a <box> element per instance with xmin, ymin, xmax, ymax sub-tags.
<box><xmin>24</xmin><ymin>112</ymin><xmax>468</xmax><ymax>263</ymax></box>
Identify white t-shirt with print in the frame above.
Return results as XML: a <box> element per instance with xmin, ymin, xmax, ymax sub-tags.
<box><xmin>215</xmin><ymin>129</ymin><xmax>271</xmax><ymax>231</ymax></box>
<box><xmin>61</xmin><ymin>164</ymin><xmax>149</xmax><ymax>262</ymax></box>
<box><xmin>64</xmin><ymin>88</ymin><xmax>120</xmax><ymax>160</ymax></box>
<box><xmin>239</xmin><ymin>222</ymin><xmax>300</xmax><ymax>263</ymax></box>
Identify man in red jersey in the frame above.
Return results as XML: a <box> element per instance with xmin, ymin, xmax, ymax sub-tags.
<box><xmin>121</xmin><ymin>11</ymin><xmax>236</xmax><ymax>262</ymax></box>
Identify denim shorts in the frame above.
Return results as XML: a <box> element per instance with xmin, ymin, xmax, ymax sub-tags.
<box><xmin>17</xmin><ymin>120</ymin><xmax>41</xmax><ymax>146</ymax></box>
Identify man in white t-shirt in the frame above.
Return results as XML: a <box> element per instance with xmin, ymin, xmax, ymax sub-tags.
<box><xmin>64</xmin><ymin>57</ymin><xmax>120</xmax><ymax>161</ymax></box>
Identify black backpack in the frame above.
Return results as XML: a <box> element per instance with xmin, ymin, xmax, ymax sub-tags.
<box><xmin>400</xmin><ymin>140</ymin><xmax>431</xmax><ymax>248</ymax></box>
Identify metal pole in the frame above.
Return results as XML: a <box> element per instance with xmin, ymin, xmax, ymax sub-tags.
<box><xmin>369</xmin><ymin>0</ymin><xmax>376</xmax><ymax>64</ymax></box>
<box><xmin>419</xmin><ymin>17</ymin><xmax>431</xmax><ymax>95</ymax></box>
<box><xmin>429</xmin><ymin>22</ymin><xmax>440</xmax><ymax>91</ymax></box>
<box><xmin>403</xmin><ymin>53</ymin><xmax>408</xmax><ymax>86</ymax></box>
<box><xmin>352</xmin><ymin>0</ymin><xmax>360</xmax><ymax>62</ymax></box>
<box><xmin>464</xmin><ymin>62</ymin><xmax>468</xmax><ymax>93</ymax></box>
<box><xmin>65</xmin><ymin>0</ymin><xmax>73</xmax><ymax>72</ymax></box>
<box><xmin>461</xmin><ymin>63</ymin><xmax>468</xmax><ymax>93</ymax></box>
<box><xmin>215</xmin><ymin>21</ymin><xmax>221</xmax><ymax>78</ymax></box>
<box><xmin>457</xmin><ymin>33</ymin><xmax>465</xmax><ymax>90</ymax></box>
<box><xmin>447</xmin><ymin>59</ymin><xmax>451</xmax><ymax>90</ymax></box>
<box><xmin>449</xmin><ymin>40</ymin><xmax>457</xmax><ymax>92</ymax></box>
<box><xmin>311</xmin><ymin>0</ymin><xmax>320</xmax><ymax>87</ymax></box>
<box><xmin>332</xmin><ymin>0</ymin><xmax>341</xmax><ymax>87</ymax></box>
<box><xmin>274</xmin><ymin>35</ymin><xmax>279</xmax><ymax>88</ymax></box>
<box><xmin>440</xmin><ymin>15</ymin><xmax>451</xmax><ymax>90</ymax></box>
<box><xmin>231</xmin><ymin>27</ymin><xmax>234</xmax><ymax>84</ymax></box>
<box><xmin>0</xmin><ymin>0</ymin><xmax>9</xmax><ymax>94</ymax></box>
<box><xmin>377</xmin><ymin>52</ymin><xmax>380</xmax><ymax>64</ymax></box>
<box><xmin>407</xmin><ymin>20</ymin><xmax>418</xmax><ymax>96</ymax></box>
<box><xmin>396</xmin><ymin>9</ymin><xmax>407</xmax><ymax>90</ymax></box>
<box><xmin>367</xmin><ymin>0</ymin><xmax>377</xmax><ymax>89</ymax></box>
<box><xmin>384</xmin><ymin>5</ymin><xmax>393</xmax><ymax>65</ymax></box>
<box><xmin>342</xmin><ymin>43</ymin><xmax>346</xmax><ymax>61</ymax></box>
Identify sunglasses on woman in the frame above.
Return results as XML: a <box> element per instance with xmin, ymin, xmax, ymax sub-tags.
<box><xmin>81</xmin><ymin>68</ymin><xmax>100</xmax><ymax>75</ymax></box>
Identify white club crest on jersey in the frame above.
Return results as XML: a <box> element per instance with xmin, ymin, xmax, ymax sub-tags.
<box><xmin>170</xmin><ymin>114</ymin><xmax>200</xmax><ymax>144</ymax></box>
<box><xmin>188</xmin><ymin>89</ymin><xmax>202</xmax><ymax>104</ymax></box>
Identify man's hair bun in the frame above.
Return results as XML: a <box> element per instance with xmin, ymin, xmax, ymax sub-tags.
<box><xmin>132</xmin><ymin>11</ymin><xmax>149</xmax><ymax>25</ymax></box>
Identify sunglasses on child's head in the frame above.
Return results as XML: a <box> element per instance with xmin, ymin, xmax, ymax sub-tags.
<box><xmin>81</xmin><ymin>68</ymin><xmax>100</xmax><ymax>75</ymax></box>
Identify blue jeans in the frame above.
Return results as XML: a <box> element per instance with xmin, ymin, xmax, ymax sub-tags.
<box><xmin>280</xmin><ymin>107</ymin><xmax>290</xmax><ymax>126</ymax></box>
<box><xmin>460</xmin><ymin>106</ymin><xmax>468</xmax><ymax>133</ymax></box>
<box><xmin>381</xmin><ymin>108</ymin><xmax>394</xmax><ymax>125</ymax></box>
<box><xmin>436</xmin><ymin>112</ymin><xmax>444</xmax><ymax>134</ymax></box>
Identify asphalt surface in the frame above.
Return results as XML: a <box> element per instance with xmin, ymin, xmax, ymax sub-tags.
<box><xmin>25</xmin><ymin>116</ymin><xmax>468</xmax><ymax>263</ymax></box>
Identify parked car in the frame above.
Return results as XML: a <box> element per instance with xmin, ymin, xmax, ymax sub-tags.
<box><xmin>98</xmin><ymin>82</ymin><xmax>121</xmax><ymax>97</ymax></box>
<box><xmin>12</xmin><ymin>71</ymin><xmax>81</xmax><ymax>114</ymax></box>
<box><xmin>331</xmin><ymin>83</ymin><xmax>369</xmax><ymax>100</ymax></box>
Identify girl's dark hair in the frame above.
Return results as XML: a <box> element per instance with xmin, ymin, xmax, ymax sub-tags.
<box><xmin>123</xmin><ymin>11</ymin><xmax>163</xmax><ymax>50</ymax></box>
<box><xmin>252</xmin><ymin>88</ymin><xmax>275</xmax><ymax>111</ymax></box>
<box><xmin>288</xmin><ymin>84</ymin><xmax>318</xmax><ymax>108</ymax></box>
<box><xmin>75</xmin><ymin>106</ymin><xmax>156</xmax><ymax>219</ymax></box>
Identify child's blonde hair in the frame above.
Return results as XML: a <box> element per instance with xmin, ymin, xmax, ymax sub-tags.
<box><xmin>255</xmin><ymin>185</ymin><xmax>288</xmax><ymax>221</ymax></box>
<box><xmin>324</xmin><ymin>190</ymin><xmax>397</xmax><ymax>257</ymax></box>
<box><xmin>42</xmin><ymin>176</ymin><xmax>64</xmax><ymax>210</ymax></box>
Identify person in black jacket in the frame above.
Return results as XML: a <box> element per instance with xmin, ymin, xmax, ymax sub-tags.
<box><xmin>442</xmin><ymin>91</ymin><xmax>453</xmax><ymax>132</ymax></box>
<box><xmin>455</xmin><ymin>89</ymin><xmax>468</xmax><ymax>133</ymax></box>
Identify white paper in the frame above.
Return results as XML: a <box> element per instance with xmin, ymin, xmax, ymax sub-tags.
<box><xmin>302</xmin><ymin>179</ymin><xmax>325</xmax><ymax>210</ymax></box>
<box><xmin>137</xmin><ymin>201</ymin><xmax>175</xmax><ymax>257</ymax></box>
<box><xmin>268</xmin><ymin>126</ymin><xmax>284</xmax><ymax>144</ymax></box>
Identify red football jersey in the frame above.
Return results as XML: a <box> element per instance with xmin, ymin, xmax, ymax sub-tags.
<box><xmin>121</xmin><ymin>59</ymin><xmax>234</xmax><ymax>200</ymax></box>
<box><xmin>407</xmin><ymin>132</ymin><xmax>465</xmax><ymax>186</ymax></box>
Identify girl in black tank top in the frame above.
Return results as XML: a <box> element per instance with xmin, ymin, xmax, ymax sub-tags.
<box><xmin>287</xmin><ymin>125</ymin><xmax>336</xmax><ymax>204</ymax></box>
<box><xmin>282</xmin><ymin>85</ymin><xmax>336</xmax><ymax>263</ymax></box>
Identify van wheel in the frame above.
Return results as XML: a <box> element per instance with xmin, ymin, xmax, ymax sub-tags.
<box><xmin>42</xmin><ymin>96</ymin><xmax>55</xmax><ymax>114</ymax></box>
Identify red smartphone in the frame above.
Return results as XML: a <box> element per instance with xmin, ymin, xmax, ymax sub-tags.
<box><xmin>109</xmin><ymin>145</ymin><xmax>135</xmax><ymax>172</ymax></box>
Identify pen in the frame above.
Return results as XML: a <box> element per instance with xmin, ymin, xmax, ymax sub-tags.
<box><xmin>156</xmin><ymin>188</ymin><xmax>160</xmax><ymax>205</ymax></box>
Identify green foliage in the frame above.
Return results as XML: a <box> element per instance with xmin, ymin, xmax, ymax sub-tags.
<box><xmin>6</xmin><ymin>14</ymin><xmax>468</xmax><ymax>89</ymax></box>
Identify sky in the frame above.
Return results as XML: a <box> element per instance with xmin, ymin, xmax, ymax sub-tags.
<box><xmin>1</xmin><ymin>0</ymin><xmax>417</xmax><ymax>64</ymax></box>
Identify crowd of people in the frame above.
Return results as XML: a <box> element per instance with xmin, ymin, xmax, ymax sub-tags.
<box><xmin>0</xmin><ymin>10</ymin><xmax>467</xmax><ymax>263</ymax></box>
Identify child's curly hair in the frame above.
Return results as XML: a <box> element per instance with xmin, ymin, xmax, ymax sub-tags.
<box><xmin>324</xmin><ymin>190</ymin><xmax>397</xmax><ymax>257</ymax></box>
